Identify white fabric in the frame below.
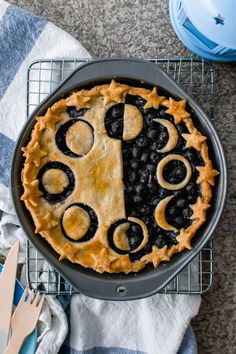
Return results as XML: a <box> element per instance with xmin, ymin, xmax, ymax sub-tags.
<box><xmin>67</xmin><ymin>294</ymin><xmax>200</xmax><ymax>354</ymax></box>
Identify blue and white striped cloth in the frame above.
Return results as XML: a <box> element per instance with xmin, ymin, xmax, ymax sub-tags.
<box><xmin>0</xmin><ymin>1</ymin><xmax>201</xmax><ymax>353</ymax></box>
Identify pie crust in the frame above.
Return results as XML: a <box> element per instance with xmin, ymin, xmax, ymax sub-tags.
<box><xmin>21</xmin><ymin>80</ymin><xmax>219</xmax><ymax>273</ymax></box>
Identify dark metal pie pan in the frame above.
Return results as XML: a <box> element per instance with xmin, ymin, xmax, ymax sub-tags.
<box><xmin>11</xmin><ymin>58</ymin><xmax>227</xmax><ymax>300</ymax></box>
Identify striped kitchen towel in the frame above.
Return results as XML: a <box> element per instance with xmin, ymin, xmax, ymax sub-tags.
<box><xmin>0</xmin><ymin>1</ymin><xmax>201</xmax><ymax>353</ymax></box>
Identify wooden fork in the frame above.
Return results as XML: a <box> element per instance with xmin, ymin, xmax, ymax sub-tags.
<box><xmin>4</xmin><ymin>289</ymin><xmax>45</xmax><ymax>354</ymax></box>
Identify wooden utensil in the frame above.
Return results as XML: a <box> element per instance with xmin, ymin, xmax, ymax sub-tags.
<box><xmin>4</xmin><ymin>289</ymin><xmax>45</xmax><ymax>354</ymax></box>
<box><xmin>0</xmin><ymin>241</ymin><xmax>19</xmax><ymax>354</ymax></box>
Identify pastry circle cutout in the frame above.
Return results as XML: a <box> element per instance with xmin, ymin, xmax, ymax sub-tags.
<box><xmin>42</xmin><ymin>168</ymin><xmax>69</xmax><ymax>194</ymax></box>
<box><xmin>61</xmin><ymin>203</ymin><xmax>98</xmax><ymax>243</ymax></box>
<box><xmin>37</xmin><ymin>161</ymin><xmax>75</xmax><ymax>204</ymax></box>
<box><xmin>66</xmin><ymin>120</ymin><xmax>93</xmax><ymax>155</ymax></box>
<box><xmin>153</xmin><ymin>118</ymin><xmax>179</xmax><ymax>153</ymax></box>
<box><xmin>56</xmin><ymin>119</ymin><xmax>94</xmax><ymax>157</ymax></box>
<box><xmin>156</xmin><ymin>154</ymin><xmax>192</xmax><ymax>190</ymax></box>
<box><xmin>62</xmin><ymin>205</ymin><xmax>91</xmax><ymax>241</ymax></box>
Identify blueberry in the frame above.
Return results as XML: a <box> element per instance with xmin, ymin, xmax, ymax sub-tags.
<box><xmin>146</xmin><ymin>109</ymin><xmax>157</xmax><ymax>118</ymax></box>
<box><xmin>147</xmin><ymin>183</ymin><xmax>158</xmax><ymax>194</ymax></box>
<box><xmin>168</xmin><ymin>206</ymin><xmax>176</xmax><ymax>216</ymax></box>
<box><xmin>185</xmin><ymin>150</ymin><xmax>196</xmax><ymax>162</ymax></box>
<box><xmin>131</xmin><ymin>161</ymin><xmax>139</xmax><ymax>169</ymax></box>
<box><xmin>130</xmin><ymin>210</ymin><xmax>137</xmax><ymax>217</ymax></box>
<box><xmin>111</xmin><ymin>120</ymin><xmax>121</xmax><ymax>134</ymax></box>
<box><xmin>158</xmin><ymin>109</ymin><xmax>166</xmax><ymax>118</ymax></box>
<box><xmin>146</xmin><ymin>111</ymin><xmax>156</xmax><ymax>125</ymax></box>
<box><xmin>187</xmin><ymin>194</ymin><xmax>196</xmax><ymax>203</ymax></box>
<box><xmin>159</xmin><ymin>131</ymin><xmax>168</xmax><ymax>143</ymax></box>
<box><xmin>175</xmin><ymin>217</ymin><xmax>184</xmax><ymax>227</ymax></box>
<box><xmin>128</xmin><ymin>171</ymin><xmax>137</xmax><ymax>184</ymax></box>
<box><xmin>136</xmin><ymin>136</ymin><xmax>149</xmax><ymax>147</ymax></box>
<box><xmin>174</xmin><ymin>167</ymin><xmax>185</xmax><ymax>179</ymax></box>
<box><xmin>176</xmin><ymin>199</ymin><xmax>187</xmax><ymax>208</ymax></box>
<box><xmin>151</xmin><ymin>197</ymin><xmax>160</xmax><ymax>206</ymax></box>
<box><xmin>169</xmin><ymin>176</ymin><xmax>178</xmax><ymax>184</ymax></box>
<box><xmin>182</xmin><ymin>207</ymin><xmax>193</xmax><ymax>218</ymax></box>
<box><xmin>173</xmin><ymin>190</ymin><xmax>184</xmax><ymax>197</ymax></box>
<box><xmin>155</xmin><ymin>235</ymin><xmax>166</xmax><ymax>248</ymax></box>
<box><xmin>166</xmin><ymin>232</ymin><xmax>178</xmax><ymax>246</ymax></box>
<box><xmin>176</xmin><ymin>137</ymin><xmax>185</xmax><ymax>149</ymax></box>
<box><xmin>67</xmin><ymin>107</ymin><xmax>86</xmax><ymax>118</ymax></box>
<box><xmin>146</xmin><ymin>164</ymin><xmax>156</xmax><ymax>174</ymax></box>
<box><xmin>88</xmin><ymin>208</ymin><xmax>96</xmax><ymax>218</ymax></box>
<box><xmin>141</xmin><ymin>152</ymin><xmax>149</xmax><ymax>163</ymax></box>
<box><xmin>130</xmin><ymin>223</ymin><xmax>140</xmax><ymax>233</ymax></box>
<box><xmin>133</xmin><ymin>195</ymin><xmax>143</xmax><ymax>204</ymax></box>
<box><xmin>132</xmin><ymin>146</ymin><xmax>142</xmax><ymax>159</ymax></box>
<box><xmin>186</xmin><ymin>183</ymin><xmax>197</xmax><ymax>195</ymax></box>
<box><xmin>151</xmin><ymin>141</ymin><xmax>160</xmax><ymax>151</ymax></box>
<box><xmin>136</xmin><ymin>184</ymin><xmax>147</xmax><ymax>194</ymax></box>
<box><xmin>140</xmin><ymin>170</ymin><xmax>149</xmax><ymax>183</ymax></box>
<box><xmin>139</xmin><ymin>205</ymin><xmax>151</xmax><ymax>215</ymax></box>
<box><xmin>122</xmin><ymin>147</ymin><xmax>130</xmax><ymax>159</ymax></box>
<box><xmin>158</xmin><ymin>188</ymin><xmax>168</xmax><ymax>198</ymax></box>
<box><xmin>135</xmin><ymin>96</ymin><xmax>145</xmax><ymax>107</ymax></box>
<box><xmin>129</xmin><ymin>235</ymin><xmax>141</xmax><ymax>250</ymax></box>
<box><xmin>149</xmin><ymin>225</ymin><xmax>160</xmax><ymax>236</ymax></box>
<box><xmin>143</xmin><ymin>243</ymin><xmax>152</xmax><ymax>253</ymax></box>
<box><xmin>142</xmin><ymin>107</ymin><xmax>152</xmax><ymax>115</ymax></box>
<box><xmin>146</xmin><ymin>116</ymin><xmax>154</xmax><ymax>126</ymax></box>
<box><xmin>176</xmin><ymin>125</ymin><xmax>184</xmax><ymax>134</ymax></box>
<box><xmin>111</xmin><ymin>106</ymin><xmax>122</xmax><ymax>119</ymax></box>
<box><xmin>142</xmin><ymin>216</ymin><xmax>150</xmax><ymax>225</ymax></box>
<box><xmin>174</xmin><ymin>207</ymin><xmax>182</xmax><ymax>217</ymax></box>
<box><xmin>126</xmin><ymin>185</ymin><xmax>134</xmax><ymax>193</ymax></box>
<box><xmin>147</xmin><ymin>128</ymin><xmax>159</xmax><ymax>140</ymax></box>
<box><xmin>150</xmin><ymin>151</ymin><xmax>160</xmax><ymax>163</ymax></box>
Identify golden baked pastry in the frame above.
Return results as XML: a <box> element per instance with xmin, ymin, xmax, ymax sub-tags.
<box><xmin>21</xmin><ymin>80</ymin><xmax>219</xmax><ymax>273</ymax></box>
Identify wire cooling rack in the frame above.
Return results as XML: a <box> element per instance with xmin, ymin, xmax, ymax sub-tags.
<box><xmin>25</xmin><ymin>58</ymin><xmax>214</xmax><ymax>295</ymax></box>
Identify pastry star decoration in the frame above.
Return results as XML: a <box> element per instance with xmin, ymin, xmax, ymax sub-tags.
<box><xmin>190</xmin><ymin>197</ymin><xmax>210</xmax><ymax>223</ymax></box>
<box><xmin>176</xmin><ymin>228</ymin><xmax>192</xmax><ymax>250</ymax></box>
<box><xmin>23</xmin><ymin>162</ymin><xmax>37</xmax><ymax>183</ymax></box>
<box><xmin>21</xmin><ymin>180</ymin><xmax>43</xmax><ymax>206</ymax></box>
<box><xmin>101</xmin><ymin>79</ymin><xmax>127</xmax><ymax>105</ymax></box>
<box><xmin>66</xmin><ymin>91</ymin><xmax>92</xmax><ymax>110</ymax></box>
<box><xmin>182</xmin><ymin>128</ymin><xmax>207</xmax><ymax>151</ymax></box>
<box><xmin>59</xmin><ymin>243</ymin><xmax>80</xmax><ymax>261</ymax></box>
<box><xmin>142</xmin><ymin>246</ymin><xmax>169</xmax><ymax>268</ymax></box>
<box><xmin>166</xmin><ymin>98</ymin><xmax>190</xmax><ymax>124</ymax></box>
<box><xmin>37</xmin><ymin>109</ymin><xmax>62</xmax><ymax>131</ymax></box>
<box><xmin>196</xmin><ymin>160</ymin><xmax>219</xmax><ymax>186</ymax></box>
<box><xmin>22</xmin><ymin>142</ymin><xmax>47</xmax><ymax>167</ymax></box>
<box><xmin>143</xmin><ymin>87</ymin><xmax>165</xmax><ymax>109</ymax></box>
<box><xmin>91</xmin><ymin>248</ymin><xmax>116</xmax><ymax>272</ymax></box>
<box><xmin>35</xmin><ymin>212</ymin><xmax>58</xmax><ymax>233</ymax></box>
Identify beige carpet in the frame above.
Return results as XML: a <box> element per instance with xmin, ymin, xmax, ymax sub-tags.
<box><xmin>6</xmin><ymin>1</ymin><xmax>236</xmax><ymax>353</ymax></box>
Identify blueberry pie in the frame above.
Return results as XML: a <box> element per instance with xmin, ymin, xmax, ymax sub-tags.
<box><xmin>21</xmin><ymin>80</ymin><xmax>219</xmax><ymax>273</ymax></box>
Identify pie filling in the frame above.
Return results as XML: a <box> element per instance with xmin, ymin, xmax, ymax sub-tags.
<box><xmin>21</xmin><ymin>80</ymin><xmax>219</xmax><ymax>273</ymax></box>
